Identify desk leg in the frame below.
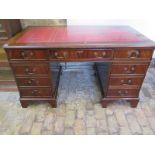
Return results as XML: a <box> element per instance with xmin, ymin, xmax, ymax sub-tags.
<box><xmin>20</xmin><ymin>100</ymin><xmax>29</xmax><ymax>108</ymax></box>
<box><xmin>101</xmin><ymin>99</ymin><xmax>109</xmax><ymax>108</ymax></box>
<box><xmin>49</xmin><ymin>99</ymin><xmax>57</xmax><ymax>108</ymax></box>
<box><xmin>130</xmin><ymin>99</ymin><xmax>139</xmax><ymax>108</ymax></box>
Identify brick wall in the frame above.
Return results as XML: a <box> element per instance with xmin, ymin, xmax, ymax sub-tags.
<box><xmin>20</xmin><ymin>19</ymin><xmax>67</xmax><ymax>29</ymax></box>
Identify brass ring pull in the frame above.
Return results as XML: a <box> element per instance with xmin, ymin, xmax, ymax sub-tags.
<box><xmin>128</xmin><ymin>50</ymin><xmax>140</xmax><ymax>58</ymax></box>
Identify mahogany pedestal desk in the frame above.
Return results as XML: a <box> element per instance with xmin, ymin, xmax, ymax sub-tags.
<box><xmin>3</xmin><ymin>26</ymin><xmax>155</xmax><ymax>108</ymax></box>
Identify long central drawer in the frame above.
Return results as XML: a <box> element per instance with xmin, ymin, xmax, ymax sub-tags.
<box><xmin>49</xmin><ymin>49</ymin><xmax>114</xmax><ymax>60</ymax></box>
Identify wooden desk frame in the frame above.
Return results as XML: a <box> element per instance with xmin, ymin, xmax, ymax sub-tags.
<box><xmin>3</xmin><ymin>26</ymin><xmax>155</xmax><ymax>108</ymax></box>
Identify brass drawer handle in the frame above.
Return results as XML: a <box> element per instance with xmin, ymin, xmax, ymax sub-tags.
<box><xmin>123</xmin><ymin>66</ymin><xmax>136</xmax><ymax>73</ymax></box>
<box><xmin>94</xmin><ymin>52</ymin><xmax>102</xmax><ymax>58</ymax></box>
<box><xmin>21</xmin><ymin>51</ymin><xmax>27</xmax><ymax>58</ymax></box>
<box><xmin>128</xmin><ymin>50</ymin><xmax>140</xmax><ymax>58</ymax></box>
<box><xmin>120</xmin><ymin>79</ymin><xmax>132</xmax><ymax>85</ymax></box>
<box><xmin>31</xmin><ymin>89</ymin><xmax>41</xmax><ymax>95</ymax></box>
<box><xmin>118</xmin><ymin>90</ymin><xmax>128</xmax><ymax>96</ymax></box>
<box><xmin>56</xmin><ymin>56</ymin><xmax>64</xmax><ymax>59</ymax></box>
<box><xmin>131</xmin><ymin>66</ymin><xmax>136</xmax><ymax>71</ymax></box>
<box><xmin>94</xmin><ymin>51</ymin><xmax>107</xmax><ymax>58</ymax></box>
<box><xmin>21</xmin><ymin>51</ymin><xmax>34</xmax><ymax>59</ymax></box>
<box><xmin>27</xmin><ymin>79</ymin><xmax>39</xmax><ymax>85</ymax></box>
<box><xmin>25</xmin><ymin>67</ymin><xmax>36</xmax><ymax>75</ymax></box>
<box><xmin>27</xmin><ymin>79</ymin><xmax>33</xmax><ymax>85</ymax></box>
<box><xmin>54</xmin><ymin>52</ymin><xmax>64</xmax><ymax>59</ymax></box>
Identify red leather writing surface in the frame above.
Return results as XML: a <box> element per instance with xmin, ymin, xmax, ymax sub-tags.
<box><xmin>16</xmin><ymin>26</ymin><xmax>143</xmax><ymax>43</ymax></box>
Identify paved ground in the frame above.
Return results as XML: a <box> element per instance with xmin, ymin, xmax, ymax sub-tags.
<box><xmin>0</xmin><ymin>65</ymin><xmax>155</xmax><ymax>135</ymax></box>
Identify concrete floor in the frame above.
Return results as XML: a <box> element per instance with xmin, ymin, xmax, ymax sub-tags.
<box><xmin>0</xmin><ymin>66</ymin><xmax>155</xmax><ymax>135</ymax></box>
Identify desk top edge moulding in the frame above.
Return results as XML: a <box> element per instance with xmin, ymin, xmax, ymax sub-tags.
<box><xmin>3</xmin><ymin>25</ymin><xmax>155</xmax><ymax>108</ymax></box>
<box><xmin>3</xmin><ymin>26</ymin><xmax>155</xmax><ymax>49</ymax></box>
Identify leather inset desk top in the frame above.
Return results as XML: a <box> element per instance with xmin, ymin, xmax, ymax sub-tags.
<box><xmin>16</xmin><ymin>26</ymin><xmax>143</xmax><ymax>43</ymax></box>
<box><xmin>4</xmin><ymin>26</ymin><xmax>155</xmax><ymax>48</ymax></box>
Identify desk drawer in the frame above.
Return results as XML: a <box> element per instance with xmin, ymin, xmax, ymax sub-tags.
<box><xmin>111</xmin><ymin>64</ymin><xmax>149</xmax><ymax>75</ymax></box>
<box><xmin>11</xmin><ymin>64</ymin><xmax>49</xmax><ymax>76</ymax></box>
<box><xmin>20</xmin><ymin>87</ymin><xmax>52</xmax><ymax>97</ymax></box>
<box><xmin>87</xmin><ymin>49</ymin><xmax>113</xmax><ymax>59</ymax></box>
<box><xmin>109</xmin><ymin>76</ymin><xmax>143</xmax><ymax>86</ymax></box>
<box><xmin>114</xmin><ymin>49</ymin><xmax>153</xmax><ymax>60</ymax></box>
<box><xmin>50</xmin><ymin>49</ymin><xmax>88</xmax><ymax>60</ymax></box>
<box><xmin>107</xmin><ymin>88</ymin><xmax>139</xmax><ymax>97</ymax></box>
<box><xmin>50</xmin><ymin>49</ymin><xmax>113</xmax><ymax>60</ymax></box>
<box><xmin>7</xmin><ymin>49</ymin><xmax>48</xmax><ymax>60</ymax></box>
<box><xmin>17</xmin><ymin>77</ymin><xmax>51</xmax><ymax>86</ymax></box>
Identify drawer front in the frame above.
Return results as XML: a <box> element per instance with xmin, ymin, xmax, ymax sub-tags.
<box><xmin>50</xmin><ymin>49</ymin><xmax>113</xmax><ymax>60</ymax></box>
<box><xmin>109</xmin><ymin>76</ymin><xmax>143</xmax><ymax>86</ymax></box>
<box><xmin>11</xmin><ymin>64</ymin><xmax>49</xmax><ymax>76</ymax></box>
<box><xmin>111</xmin><ymin>64</ymin><xmax>149</xmax><ymax>75</ymax></box>
<box><xmin>114</xmin><ymin>49</ymin><xmax>153</xmax><ymax>59</ymax></box>
<box><xmin>107</xmin><ymin>89</ymin><xmax>139</xmax><ymax>97</ymax></box>
<box><xmin>87</xmin><ymin>49</ymin><xmax>113</xmax><ymax>59</ymax></box>
<box><xmin>17</xmin><ymin>77</ymin><xmax>51</xmax><ymax>86</ymax></box>
<box><xmin>7</xmin><ymin>49</ymin><xmax>48</xmax><ymax>60</ymax></box>
<box><xmin>20</xmin><ymin>88</ymin><xmax>52</xmax><ymax>97</ymax></box>
<box><xmin>50</xmin><ymin>49</ymin><xmax>88</xmax><ymax>60</ymax></box>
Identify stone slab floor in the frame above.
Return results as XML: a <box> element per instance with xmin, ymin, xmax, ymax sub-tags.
<box><xmin>0</xmin><ymin>65</ymin><xmax>155</xmax><ymax>135</ymax></box>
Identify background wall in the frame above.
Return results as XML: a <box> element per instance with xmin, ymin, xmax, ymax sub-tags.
<box><xmin>20</xmin><ymin>19</ymin><xmax>67</xmax><ymax>28</ymax></box>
